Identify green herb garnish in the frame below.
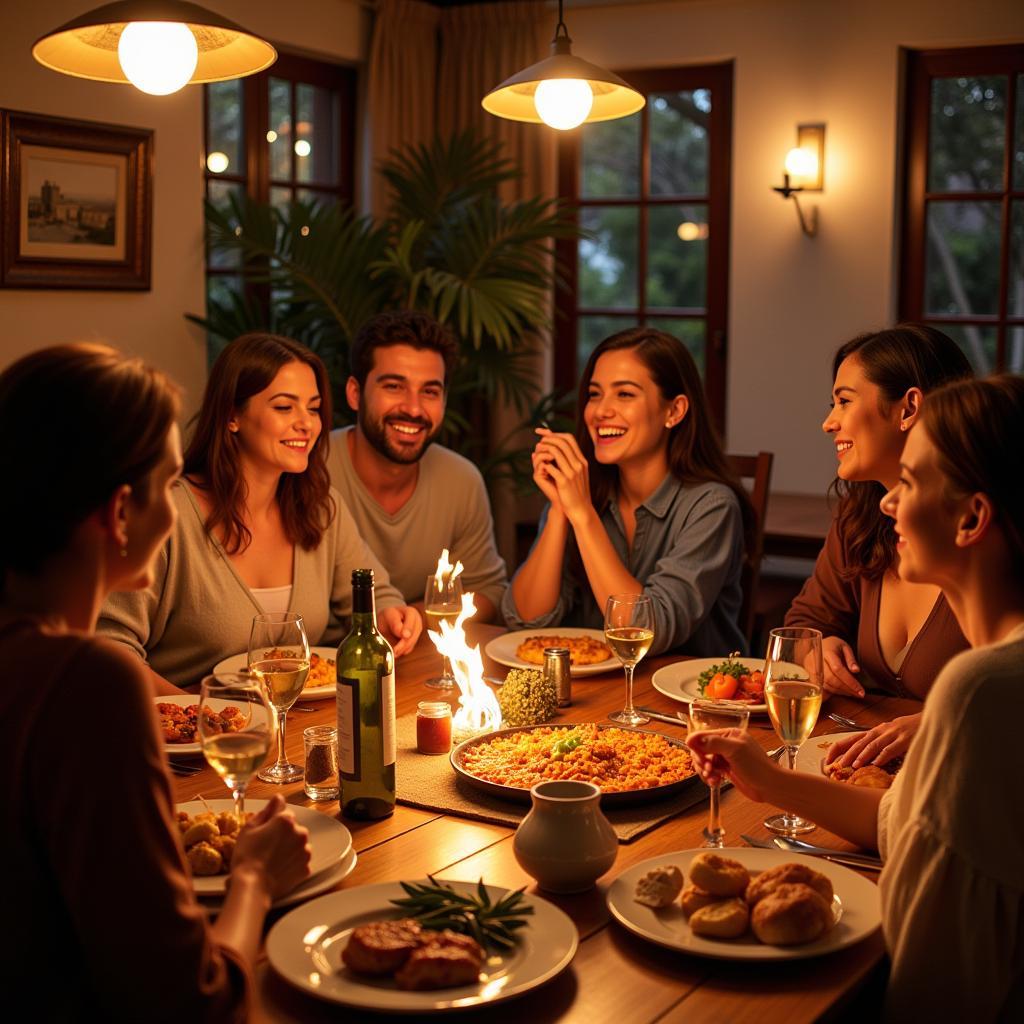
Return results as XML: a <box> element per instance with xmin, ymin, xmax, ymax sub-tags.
<box><xmin>551</xmin><ymin>730</ymin><xmax>584</xmax><ymax>760</ymax></box>
<box><xmin>389</xmin><ymin>876</ymin><xmax>533</xmax><ymax>952</ymax></box>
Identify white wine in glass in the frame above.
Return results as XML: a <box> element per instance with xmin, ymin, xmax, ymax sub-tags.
<box><xmin>688</xmin><ymin>699</ymin><xmax>750</xmax><ymax>847</ymax></box>
<box><xmin>198</xmin><ymin>672</ymin><xmax>271</xmax><ymax>821</ymax></box>
<box><xmin>423</xmin><ymin>571</ymin><xmax>463</xmax><ymax>690</ymax></box>
<box><xmin>605</xmin><ymin>593</ymin><xmax>655</xmax><ymax>726</ymax></box>
<box><xmin>763</xmin><ymin>626</ymin><xmax>824</xmax><ymax>836</ymax></box>
<box><xmin>249</xmin><ymin>611</ymin><xmax>310</xmax><ymax>784</ymax></box>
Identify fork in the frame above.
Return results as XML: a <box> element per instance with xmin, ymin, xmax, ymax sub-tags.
<box><xmin>827</xmin><ymin>712</ymin><xmax>869</xmax><ymax>731</ymax></box>
<box><xmin>168</xmin><ymin>759</ymin><xmax>203</xmax><ymax>776</ymax></box>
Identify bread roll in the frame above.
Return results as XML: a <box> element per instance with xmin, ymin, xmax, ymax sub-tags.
<box><xmin>745</xmin><ymin>861</ymin><xmax>833</xmax><ymax>907</ymax></box>
<box><xmin>689</xmin><ymin>898</ymin><xmax>749</xmax><ymax>939</ymax></box>
<box><xmin>750</xmin><ymin>883</ymin><xmax>833</xmax><ymax>946</ymax></box>
<box><xmin>680</xmin><ymin>883</ymin><xmax>719</xmax><ymax>917</ymax></box>
<box><xmin>688</xmin><ymin>852</ymin><xmax>750</xmax><ymax>897</ymax></box>
<box><xmin>634</xmin><ymin>864</ymin><xmax>685</xmax><ymax>907</ymax></box>
<box><xmin>849</xmin><ymin>764</ymin><xmax>893</xmax><ymax>789</ymax></box>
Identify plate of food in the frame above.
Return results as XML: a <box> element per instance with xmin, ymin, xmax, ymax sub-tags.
<box><xmin>155</xmin><ymin>694</ymin><xmax>270</xmax><ymax>757</ymax></box>
<box><xmin>176</xmin><ymin>799</ymin><xmax>353</xmax><ymax>896</ymax></box>
<box><xmin>265</xmin><ymin>877</ymin><xmax>578</xmax><ymax>1012</ymax></box>
<box><xmin>213</xmin><ymin>646</ymin><xmax>337</xmax><ymax>699</ymax></box>
<box><xmin>651</xmin><ymin>655</ymin><xmax>767</xmax><ymax>713</ymax></box>
<box><xmin>797</xmin><ymin>731</ymin><xmax>904</xmax><ymax>790</ymax></box>
<box><xmin>450</xmin><ymin>722</ymin><xmax>700</xmax><ymax>807</ymax></box>
<box><xmin>485</xmin><ymin>628</ymin><xmax>618</xmax><ymax>677</ymax></box>
<box><xmin>607</xmin><ymin>848</ymin><xmax>880</xmax><ymax>961</ymax></box>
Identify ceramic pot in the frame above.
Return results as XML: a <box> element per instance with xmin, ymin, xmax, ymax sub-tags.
<box><xmin>513</xmin><ymin>780</ymin><xmax>618</xmax><ymax>893</ymax></box>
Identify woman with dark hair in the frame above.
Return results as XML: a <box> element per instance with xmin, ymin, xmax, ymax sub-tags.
<box><xmin>786</xmin><ymin>324</ymin><xmax>972</xmax><ymax>768</ymax></box>
<box><xmin>503</xmin><ymin>327</ymin><xmax>752</xmax><ymax>657</ymax></box>
<box><xmin>99</xmin><ymin>333</ymin><xmax>421</xmax><ymax>690</ymax></box>
<box><xmin>0</xmin><ymin>343</ymin><xmax>311</xmax><ymax>1020</ymax></box>
<box><xmin>689</xmin><ymin>376</ymin><xmax>1024</xmax><ymax>1020</ymax></box>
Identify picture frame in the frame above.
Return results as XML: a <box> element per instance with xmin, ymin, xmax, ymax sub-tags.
<box><xmin>0</xmin><ymin>110</ymin><xmax>152</xmax><ymax>290</ymax></box>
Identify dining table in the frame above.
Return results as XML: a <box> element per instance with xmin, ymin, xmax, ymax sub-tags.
<box><xmin>173</xmin><ymin>623</ymin><xmax>913</xmax><ymax>1023</ymax></box>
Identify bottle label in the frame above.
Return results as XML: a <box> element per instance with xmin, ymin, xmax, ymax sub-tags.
<box><xmin>382</xmin><ymin>668</ymin><xmax>396</xmax><ymax>767</ymax></box>
<box><xmin>337</xmin><ymin>676</ymin><xmax>358</xmax><ymax>779</ymax></box>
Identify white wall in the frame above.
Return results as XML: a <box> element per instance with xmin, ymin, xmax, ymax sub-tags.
<box><xmin>0</xmin><ymin>0</ymin><xmax>367</xmax><ymax>418</ymax></box>
<box><xmin>567</xmin><ymin>0</ymin><xmax>1024</xmax><ymax>493</ymax></box>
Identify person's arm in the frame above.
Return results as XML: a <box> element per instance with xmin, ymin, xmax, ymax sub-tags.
<box><xmin>506</xmin><ymin>503</ymin><xmax>573</xmax><ymax>624</ymax></box>
<box><xmin>688</xmin><ymin>729</ymin><xmax>883</xmax><ymax>850</ymax></box>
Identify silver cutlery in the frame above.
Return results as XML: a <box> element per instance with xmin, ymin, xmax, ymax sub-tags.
<box><xmin>168</xmin><ymin>761</ymin><xmax>203</xmax><ymax>776</ymax></box>
<box><xmin>827</xmin><ymin>712</ymin><xmax>869</xmax><ymax>731</ymax></box>
<box><xmin>772</xmin><ymin>835</ymin><xmax>883</xmax><ymax>871</ymax></box>
<box><xmin>633</xmin><ymin>706</ymin><xmax>687</xmax><ymax>727</ymax></box>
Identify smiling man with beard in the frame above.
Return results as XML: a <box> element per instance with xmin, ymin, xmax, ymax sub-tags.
<box><xmin>325</xmin><ymin>312</ymin><xmax>507</xmax><ymax>621</ymax></box>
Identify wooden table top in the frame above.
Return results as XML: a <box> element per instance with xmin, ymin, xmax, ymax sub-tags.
<box><xmin>174</xmin><ymin>625</ymin><xmax>908</xmax><ymax>1022</ymax></box>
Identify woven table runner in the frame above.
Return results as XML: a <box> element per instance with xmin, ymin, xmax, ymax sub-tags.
<box><xmin>394</xmin><ymin>715</ymin><xmax>708</xmax><ymax>844</ymax></box>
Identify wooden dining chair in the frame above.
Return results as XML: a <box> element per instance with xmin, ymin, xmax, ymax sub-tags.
<box><xmin>726</xmin><ymin>451</ymin><xmax>774</xmax><ymax>651</ymax></box>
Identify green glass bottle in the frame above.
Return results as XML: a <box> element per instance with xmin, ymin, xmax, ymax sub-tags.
<box><xmin>336</xmin><ymin>568</ymin><xmax>396</xmax><ymax>819</ymax></box>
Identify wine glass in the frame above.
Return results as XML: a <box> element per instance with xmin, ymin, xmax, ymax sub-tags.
<box><xmin>763</xmin><ymin>626</ymin><xmax>824</xmax><ymax>835</ymax></box>
<box><xmin>423</xmin><ymin>571</ymin><xmax>463</xmax><ymax>690</ymax></box>
<box><xmin>248</xmin><ymin>611</ymin><xmax>310</xmax><ymax>784</ymax></box>
<box><xmin>198</xmin><ymin>672</ymin><xmax>272</xmax><ymax>821</ymax></box>
<box><xmin>688</xmin><ymin>699</ymin><xmax>751</xmax><ymax>847</ymax></box>
<box><xmin>605</xmin><ymin>593</ymin><xmax>655</xmax><ymax>726</ymax></box>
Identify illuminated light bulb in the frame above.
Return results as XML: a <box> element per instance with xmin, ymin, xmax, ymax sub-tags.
<box><xmin>266</xmin><ymin>130</ymin><xmax>278</xmax><ymax>143</ymax></box>
<box><xmin>784</xmin><ymin>146</ymin><xmax>817</xmax><ymax>184</ymax></box>
<box><xmin>534</xmin><ymin>78</ymin><xmax>593</xmax><ymax>130</ymax></box>
<box><xmin>206</xmin><ymin>151</ymin><xmax>229</xmax><ymax>174</ymax></box>
<box><xmin>677</xmin><ymin>222</ymin><xmax>699</xmax><ymax>242</ymax></box>
<box><xmin>294</xmin><ymin>140</ymin><xmax>311</xmax><ymax>157</ymax></box>
<box><xmin>117</xmin><ymin>22</ymin><xmax>198</xmax><ymax>96</ymax></box>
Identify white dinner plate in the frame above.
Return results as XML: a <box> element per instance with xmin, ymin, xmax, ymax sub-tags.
<box><xmin>155</xmin><ymin>694</ymin><xmax>271</xmax><ymax>757</ymax></box>
<box><xmin>213</xmin><ymin>646</ymin><xmax>337</xmax><ymax>700</ymax></box>
<box><xmin>651</xmin><ymin>657</ymin><xmax>767</xmax><ymax>713</ymax></box>
<box><xmin>178</xmin><ymin>799</ymin><xmax>353</xmax><ymax>896</ymax></box>
<box><xmin>200</xmin><ymin>846</ymin><xmax>358</xmax><ymax>912</ymax></box>
<box><xmin>266</xmin><ymin>880</ymin><xmax>578</xmax><ymax>1012</ymax></box>
<box><xmin>607</xmin><ymin>847</ymin><xmax>880</xmax><ymax>961</ymax></box>
<box><xmin>485</xmin><ymin>628</ymin><xmax>619</xmax><ymax>677</ymax></box>
<box><xmin>796</xmin><ymin>731</ymin><xmax>862</xmax><ymax>776</ymax></box>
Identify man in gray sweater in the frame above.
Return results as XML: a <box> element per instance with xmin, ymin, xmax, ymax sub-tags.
<box><xmin>325</xmin><ymin>312</ymin><xmax>507</xmax><ymax>621</ymax></box>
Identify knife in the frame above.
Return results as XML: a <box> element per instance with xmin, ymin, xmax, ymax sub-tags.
<box><xmin>634</xmin><ymin>706</ymin><xmax>687</xmax><ymax>727</ymax></box>
<box><xmin>740</xmin><ymin>833</ymin><xmax>882</xmax><ymax>871</ymax></box>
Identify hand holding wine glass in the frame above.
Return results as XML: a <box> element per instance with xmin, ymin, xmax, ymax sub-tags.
<box><xmin>198</xmin><ymin>672</ymin><xmax>271</xmax><ymax>821</ymax></box>
<box><xmin>248</xmin><ymin>612</ymin><xmax>310</xmax><ymax>784</ymax></box>
<box><xmin>605</xmin><ymin>593</ymin><xmax>655</xmax><ymax>726</ymax></box>
<box><xmin>688</xmin><ymin>699</ymin><xmax>750</xmax><ymax>847</ymax></box>
<box><xmin>763</xmin><ymin>626</ymin><xmax>824</xmax><ymax>836</ymax></box>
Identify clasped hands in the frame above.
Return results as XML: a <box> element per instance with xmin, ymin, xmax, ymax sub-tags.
<box><xmin>532</xmin><ymin>429</ymin><xmax>593</xmax><ymax>525</ymax></box>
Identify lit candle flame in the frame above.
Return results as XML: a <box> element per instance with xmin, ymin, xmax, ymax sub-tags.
<box><xmin>434</xmin><ymin>548</ymin><xmax>464</xmax><ymax>587</ymax></box>
<box><xmin>427</xmin><ymin>592</ymin><xmax>502</xmax><ymax>738</ymax></box>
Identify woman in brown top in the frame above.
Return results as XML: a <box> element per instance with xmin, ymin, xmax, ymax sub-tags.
<box><xmin>0</xmin><ymin>344</ymin><xmax>311</xmax><ymax>1021</ymax></box>
<box><xmin>786</xmin><ymin>324</ymin><xmax>971</xmax><ymax>768</ymax></box>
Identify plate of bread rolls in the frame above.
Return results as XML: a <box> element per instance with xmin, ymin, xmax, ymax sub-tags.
<box><xmin>607</xmin><ymin>848</ymin><xmax>880</xmax><ymax>960</ymax></box>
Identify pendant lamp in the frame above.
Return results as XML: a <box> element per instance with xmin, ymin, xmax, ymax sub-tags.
<box><xmin>482</xmin><ymin>0</ymin><xmax>644</xmax><ymax>130</ymax></box>
<box><xmin>33</xmin><ymin>1</ymin><xmax>276</xmax><ymax>96</ymax></box>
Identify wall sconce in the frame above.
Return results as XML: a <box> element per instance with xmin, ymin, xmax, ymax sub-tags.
<box><xmin>772</xmin><ymin>123</ymin><xmax>825</xmax><ymax>237</ymax></box>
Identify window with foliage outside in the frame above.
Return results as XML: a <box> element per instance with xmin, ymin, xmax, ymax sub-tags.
<box><xmin>900</xmin><ymin>45</ymin><xmax>1024</xmax><ymax>373</ymax></box>
<box><xmin>556</xmin><ymin>64</ymin><xmax>732</xmax><ymax>427</ymax></box>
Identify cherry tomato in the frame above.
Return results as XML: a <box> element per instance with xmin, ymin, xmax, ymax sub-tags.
<box><xmin>707</xmin><ymin>673</ymin><xmax>739</xmax><ymax>700</ymax></box>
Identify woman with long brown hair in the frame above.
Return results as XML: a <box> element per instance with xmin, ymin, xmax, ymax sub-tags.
<box><xmin>0</xmin><ymin>343</ymin><xmax>311</xmax><ymax>1019</ymax></box>
<box><xmin>503</xmin><ymin>327</ymin><xmax>752</xmax><ymax>657</ymax></box>
<box><xmin>786</xmin><ymin>324</ymin><xmax>972</xmax><ymax>768</ymax></box>
<box><xmin>688</xmin><ymin>376</ymin><xmax>1024</xmax><ymax>1020</ymax></box>
<box><xmin>100</xmin><ymin>333</ymin><xmax>421</xmax><ymax>690</ymax></box>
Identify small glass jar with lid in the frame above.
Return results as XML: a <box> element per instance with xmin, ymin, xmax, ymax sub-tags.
<box><xmin>416</xmin><ymin>701</ymin><xmax>452</xmax><ymax>754</ymax></box>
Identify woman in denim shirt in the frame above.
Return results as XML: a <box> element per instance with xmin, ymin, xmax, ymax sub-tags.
<box><xmin>503</xmin><ymin>328</ymin><xmax>753</xmax><ymax>658</ymax></box>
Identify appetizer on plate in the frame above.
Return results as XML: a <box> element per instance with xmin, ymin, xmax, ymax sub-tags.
<box><xmin>515</xmin><ymin>634</ymin><xmax>612</xmax><ymax>666</ymax></box>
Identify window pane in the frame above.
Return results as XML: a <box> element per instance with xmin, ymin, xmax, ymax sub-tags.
<box><xmin>207</xmin><ymin>274</ymin><xmax>244</xmax><ymax>312</ymax></box>
<box><xmin>928</xmin><ymin>76</ymin><xmax>1006</xmax><ymax>192</ymax></box>
<box><xmin>924</xmin><ymin>201</ymin><xmax>1002</xmax><ymax>315</ymax></box>
<box><xmin>577</xmin><ymin>315</ymin><xmax>635</xmax><ymax>370</ymax></box>
<box><xmin>1008</xmin><ymin>326</ymin><xmax>1024</xmax><ymax>373</ymax></box>
<box><xmin>581</xmin><ymin>113</ymin><xmax>640</xmax><ymax>198</ymax></box>
<box><xmin>648</xmin><ymin>204</ymin><xmax>707</xmax><ymax>309</ymax></box>
<box><xmin>1016</xmin><ymin>75</ymin><xmax>1024</xmax><ymax>189</ymax></box>
<box><xmin>579</xmin><ymin>206</ymin><xmax>639</xmax><ymax>308</ymax></box>
<box><xmin>269</xmin><ymin>77</ymin><xmax>292</xmax><ymax>181</ymax></box>
<box><xmin>935</xmin><ymin>323</ymin><xmax>998</xmax><ymax>375</ymax></box>
<box><xmin>295</xmin><ymin>83</ymin><xmax>340</xmax><ymax>185</ymax></box>
<box><xmin>206</xmin><ymin>80</ymin><xmax>243</xmax><ymax>177</ymax></box>
<box><xmin>1010</xmin><ymin>200</ymin><xmax>1024</xmax><ymax>317</ymax></box>
<box><xmin>206</xmin><ymin>181</ymin><xmax>243</xmax><ymax>269</ymax></box>
<box><xmin>646</xmin><ymin>317</ymin><xmax>706</xmax><ymax>377</ymax></box>
<box><xmin>270</xmin><ymin>186</ymin><xmax>292</xmax><ymax>215</ymax></box>
<box><xmin>650</xmin><ymin>89</ymin><xmax>710</xmax><ymax>196</ymax></box>
<box><xmin>296</xmin><ymin>187</ymin><xmax>336</xmax><ymax>209</ymax></box>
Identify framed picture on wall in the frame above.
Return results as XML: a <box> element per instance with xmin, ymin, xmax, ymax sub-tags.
<box><xmin>0</xmin><ymin>110</ymin><xmax>152</xmax><ymax>289</ymax></box>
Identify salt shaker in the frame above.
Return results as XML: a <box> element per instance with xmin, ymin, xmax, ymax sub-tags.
<box><xmin>543</xmin><ymin>646</ymin><xmax>572</xmax><ymax>707</ymax></box>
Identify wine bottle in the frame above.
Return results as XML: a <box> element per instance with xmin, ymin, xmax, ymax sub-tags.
<box><xmin>336</xmin><ymin>568</ymin><xmax>396</xmax><ymax>819</ymax></box>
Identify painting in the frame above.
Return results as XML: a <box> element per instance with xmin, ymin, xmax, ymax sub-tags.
<box><xmin>1</xmin><ymin>110</ymin><xmax>152</xmax><ymax>289</ymax></box>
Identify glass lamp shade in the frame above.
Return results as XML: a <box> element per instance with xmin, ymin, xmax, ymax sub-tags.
<box><xmin>482</xmin><ymin>37</ymin><xmax>644</xmax><ymax>128</ymax></box>
<box><xmin>33</xmin><ymin>0</ymin><xmax>276</xmax><ymax>88</ymax></box>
